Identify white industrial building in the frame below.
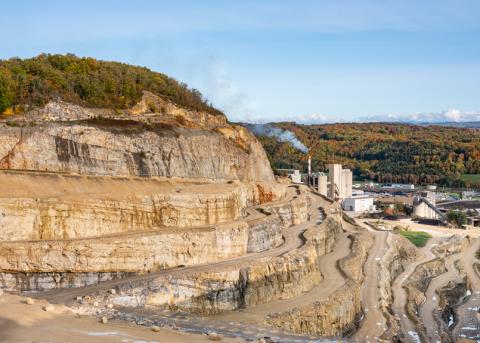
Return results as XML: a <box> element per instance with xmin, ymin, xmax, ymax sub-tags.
<box><xmin>342</xmin><ymin>196</ymin><xmax>376</xmax><ymax>213</ymax></box>
<box><xmin>306</xmin><ymin>159</ymin><xmax>352</xmax><ymax>201</ymax></box>
<box><xmin>328</xmin><ymin>164</ymin><xmax>352</xmax><ymax>200</ymax></box>
<box><xmin>413</xmin><ymin>191</ymin><xmax>444</xmax><ymax>221</ymax></box>
<box><xmin>277</xmin><ymin>169</ymin><xmax>302</xmax><ymax>184</ymax></box>
<box><xmin>382</xmin><ymin>183</ymin><xmax>415</xmax><ymax>190</ymax></box>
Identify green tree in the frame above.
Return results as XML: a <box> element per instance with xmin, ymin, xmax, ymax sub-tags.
<box><xmin>0</xmin><ymin>68</ymin><xmax>15</xmax><ymax>113</ymax></box>
<box><xmin>446</xmin><ymin>210</ymin><xmax>467</xmax><ymax>226</ymax></box>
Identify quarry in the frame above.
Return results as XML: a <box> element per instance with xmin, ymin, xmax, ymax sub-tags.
<box><xmin>1</xmin><ymin>91</ymin><xmax>480</xmax><ymax>343</ymax></box>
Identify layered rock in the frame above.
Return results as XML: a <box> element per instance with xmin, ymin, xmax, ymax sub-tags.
<box><xmin>0</xmin><ymin>184</ymin><xmax>304</xmax><ymax>290</ymax></box>
<box><xmin>378</xmin><ymin>234</ymin><xmax>418</xmax><ymax>340</ymax></box>
<box><xmin>0</xmin><ymin>221</ymin><xmax>250</xmax><ymax>275</ymax></box>
<box><xmin>404</xmin><ymin>259</ymin><xmax>447</xmax><ymax>342</ymax></box>
<box><xmin>0</xmin><ymin>93</ymin><xmax>274</xmax><ymax>182</ymax></box>
<box><xmin>264</xmin><ymin>230</ymin><xmax>373</xmax><ymax>337</ymax></box>
<box><xmin>79</xmin><ymin>214</ymin><xmax>341</xmax><ymax>314</ymax></box>
<box><xmin>0</xmin><ymin>173</ymin><xmax>285</xmax><ymax>241</ymax></box>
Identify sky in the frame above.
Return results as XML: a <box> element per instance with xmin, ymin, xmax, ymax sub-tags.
<box><xmin>2</xmin><ymin>0</ymin><xmax>480</xmax><ymax>123</ymax></box>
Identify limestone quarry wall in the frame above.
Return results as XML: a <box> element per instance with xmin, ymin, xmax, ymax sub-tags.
<box><xmin>0</xmin><ymin>222</ymin><xmax>250</xmax><ymax>275</ymax></box>
<box><xmin>264</xmin><ymin>230</ymin><xmax>373</xmax><ymax>337</ymax></box>
<box><xmin>0</xmin><ymin>180</ymin><xmax>286</xmax><ymax>241</ymax></box>
<box><xmin>378</xmin><ymin>234</ymin><xmax>418</xmax><ymax>340</ymax></box>
<box><xmin>0</xmin><ymin>122</ymin><xmax>273</xmax><ymax>182</ymax></box>
<box><xmin>0</xmin><ymin>187</ymin><xmax>307</xmax><ymax>290</ymax></box>
<box><xmin>405</xmin><ymin>258</ymin><xmax>447</xmax><ymax>342</ymax></box>
<box><xmin>246</xmin><ymin>192</ymin><xmax>309</xmax><ymax>253</ymax></box>
<box><xmin>83</xmin><ymin>215</ymin><xmax>342</xmax><ymax>314</ymax></box>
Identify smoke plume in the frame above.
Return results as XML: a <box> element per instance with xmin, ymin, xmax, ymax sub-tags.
<box><xmin>248</xmin><ymin>124</ymin><xmax>308</xmax><ymax>153</ymax></box>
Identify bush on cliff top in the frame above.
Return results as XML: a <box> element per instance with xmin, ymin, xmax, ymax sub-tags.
<box><xmin>0</xmin><ymin>54</ymin><xmax>224</xmax><ymax>116</ymax></box>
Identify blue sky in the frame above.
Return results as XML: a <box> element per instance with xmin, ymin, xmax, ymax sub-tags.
<box><xmin>2</xmin><ymin>0</ymin><xmax>480</xmax><ymax>123</ymax></box>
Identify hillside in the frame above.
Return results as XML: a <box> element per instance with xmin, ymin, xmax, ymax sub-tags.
<box><xmin>248</xmin><ymin>122</ymin><xmax>480</xmax><ymax>186</ymax></box>
<box><xmin>0</xmin><ymin>54</ymin><xmax>223</xmax><ymax>116</ymax></box>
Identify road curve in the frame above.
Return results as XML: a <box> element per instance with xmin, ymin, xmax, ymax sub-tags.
<box><xmin>391</xmin><ymin>238</ymin><xmax>439</xmax><ymax>342</ymax></box>
<box><xmin>419</xmin><ymin>253</ymin><xmax>459</xmax><ymax>342</ymax></box>
<box><xmin>352</xmin><ymin>221</ymin><xmax>389</xmax><ymax>342</ymax></box>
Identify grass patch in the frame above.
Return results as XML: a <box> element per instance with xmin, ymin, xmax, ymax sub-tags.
<box><xmin>399</xmin><ymin>230</ymin><xmax>432</xmax><ymax>247</ymax></box>
<box><xmin>460</xmin><ymin>174</ymin><xmax>480</xmax><ymax>185</ymax></box>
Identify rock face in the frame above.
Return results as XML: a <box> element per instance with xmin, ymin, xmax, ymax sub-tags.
<box><xmin>0</xmin><ymin>93</ymin><xmax>274</xmax><ymax>182</ymax></box>
<box><xmin>0</xmin><ymin>183</ymin><xmax>304</xmax><ymax>290</ymax></box>
<box><xmin>378</xmin><ymin>234</ymin><xmax>418</xmax><ymax>340</ymax></box>
<box><xmin>404</xmin><ymin>258</ymin><xmax>447</xmax><ymax>342</ymax></box>
<box><xmin>0</xmin><ymin>173</ymin><xmax>285</xmax><ymax>241</ymax></box>
<box><xmin>0</xmin><ymin>94</ymin><xmax>288</xmax><ymax>291</ymax></box>
<box><xmin>79</xmin><ymin>213</ymin><xmax>341</xmax><ymax>314</ymax></box>
<box><xmin>264</xmin><ymin>230</ymin><xmax>373</xmax><ymax>337</ymax></box>
<box><xmin>0</xmin><ymin>221</ymin><xmax>250</xmax><ymax>274</ymax></box>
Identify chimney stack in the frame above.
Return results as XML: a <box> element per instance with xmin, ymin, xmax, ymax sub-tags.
<box><xmin>307</xmin><ymin>155</ymin><xmax>312</xmax><ymax>185</ymax></box>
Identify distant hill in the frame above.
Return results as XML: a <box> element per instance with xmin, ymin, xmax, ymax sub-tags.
<box><xmin>246</xmin><ymin>122</ymin><xmax>480</xmax><ymax>187</ymax></box>
<box><xmin>421</xmin><ymin>121</ymin><xmax>480</xmax><ymax>128</ymax></box>
<box><xmin>0</xmin><ymin>54</ymin><xmax>223</xmax><ymax>116</ymax></box>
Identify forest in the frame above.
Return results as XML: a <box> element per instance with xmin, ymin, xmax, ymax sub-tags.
<box><xmin>0</xmin><ymin>54</ymin><xmax>223</xmax><ymax>116</ymax></box>
<box><xmin>250</xmin><ymin>122</ymin><xmax>480</xmax><ymax>187</ymax></box>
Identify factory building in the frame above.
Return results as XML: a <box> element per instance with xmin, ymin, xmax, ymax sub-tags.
<box><xmin>341</xmin><ymin>169</ymin><xmax>353</xmax><ymax>199</ymax></box>
<box><xmin>328</xmin><ymin>164</ymin><xmax>352</xmax><ymax>200</ymax></box>
<box><xmin>310</xmin><ymin>172</ymin><xmax>328</xmax><ymax>196</ymax></box>
<box><xmin>342</xmin><ymin>195</ymin><xmax>376</xmax><ymax>213</ymax></box>
<box><xmin>413</xmin><ymin>191</ymin><xmax>444</xmax><ymax>221</ymax></box>
<box><xmin>317</xmin><ymin>174</ymin><xmax>328</xmax><ymax>196</ymax></box>
<box><xmin>304</xmin><ymin>158</ymin><xmax>352</xmax><ymax>201</ymax></box>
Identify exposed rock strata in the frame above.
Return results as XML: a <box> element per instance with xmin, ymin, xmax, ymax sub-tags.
<box><xmin>263</xmin><ymin>230</ymin><xmax>374</xmax><ymax>337</ymax></box>
<box><xmin>378</xmin><ymin>234</ymin><xmax>418</xmax><ymax>341</ymax></box>
<box><xmin>0</xmin><ymin>93</ymin><xmax>274</xmax><ymax>182</ymax></box>
<box><xmin>435</xmin><ymin>275</ymin><xmax>470</xmax><ymax>343</ymax></box>
<box><xmin>0</xmin><ymin>176</ymin><xmax>285</xmax><ymax>241</ymax></box>
<box><xmin>0</xmin><ymin>187</ymin><xmax>305</xmax><ymax>290</ymax></box>
<box><xmin>404</xmin><ymin>258</ymin><xmax>447</xmax><ymax>342</ymax></box>
<box><xmin>0</xmin><ymin>271</ymin><xmax>133</xmax><ymax>292</ymax></box>
<box><xmin>77</xmin><ymin>215</ymin><xmax>341</xmax><ymax>314</ymax></box>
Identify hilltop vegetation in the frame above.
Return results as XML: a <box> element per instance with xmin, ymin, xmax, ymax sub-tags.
<box><xmin>0</xmin><ymin>54</ymin><xmax>223</xmax><ymax>116</ymax></box>
<box><xmin>251</xmin><ymin>122</ymin><xmax>480</xmax><ymax>187</ymax></box>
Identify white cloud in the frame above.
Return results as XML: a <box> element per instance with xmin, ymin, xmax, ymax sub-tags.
<box><xmin>360</xmin><ymin>109</ymin><xmax>480</xmax><ymax>123</ymax></box>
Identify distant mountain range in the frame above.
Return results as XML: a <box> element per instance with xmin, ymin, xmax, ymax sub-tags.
<box><xmin>420</xmin><ymin>121</ymin><xmax>480</xmax><ymax>128</ymax></box>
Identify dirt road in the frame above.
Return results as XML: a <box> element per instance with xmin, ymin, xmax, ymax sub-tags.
<box><xmin>391</xmin><ymin>238</ymin><xmax>439</xmax><ymax>342</ymax></box>
<box><xmin>0</xmin><ymin>293</ymin><xmax>243</xmax><ymax>343</ymax></box>
<box><xmin>352</xmin><ymin>222</ymin><xmax>389</xmax><ymax>342</ymax></box>
<box><xmin>216</xmin><ymin>231</ymin><xmax>352</xmax><ymax>323</ymax></box>
<box><xmin>419</xmin><ymin>253</ymin><xmax>459</xmax><ymax>342</ymax></box>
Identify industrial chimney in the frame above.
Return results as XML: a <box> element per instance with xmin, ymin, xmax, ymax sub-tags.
<box><xmin>307</xmin><ymin>155</ymin><xmax>312</xmax><ymax>185</ymax></box>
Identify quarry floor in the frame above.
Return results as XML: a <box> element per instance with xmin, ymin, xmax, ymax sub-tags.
<box><xmin>0</xmin><ymin>293</ymin><xmax>243</xmax><ymax>343</ymax></box>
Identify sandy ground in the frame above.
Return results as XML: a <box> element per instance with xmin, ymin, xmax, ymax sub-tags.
<box><xmin>0</xmin><ymin>293</ymin><xmax>242</xmax><ymax>343</ymax></box>
<box><xmin>384</xmin><ymin>218</ymin><xmax>480</xmax><ymax>238</ymax></box>
<box><xmin>381</xmin><ymin>218</ymin><xmax>480</xmax><ymax>342</ymax></box>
